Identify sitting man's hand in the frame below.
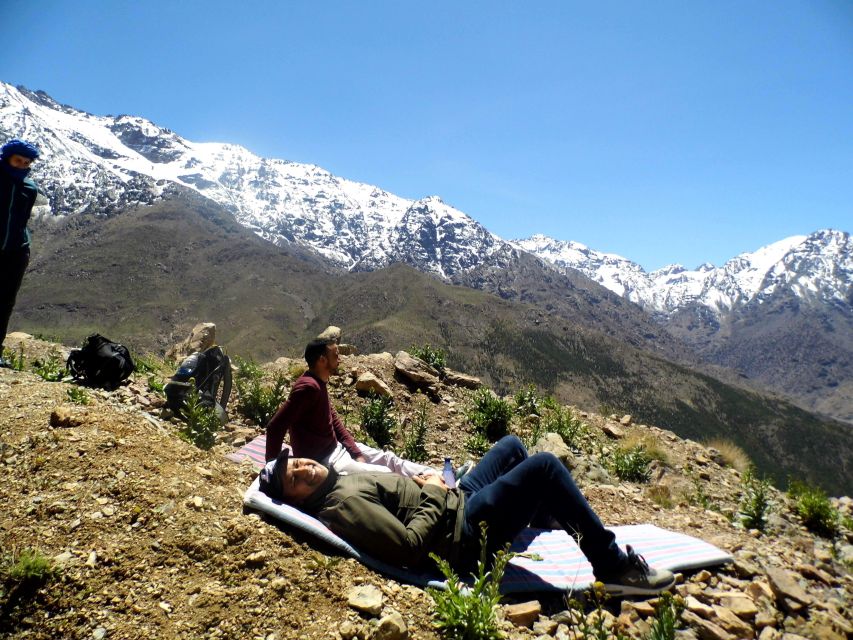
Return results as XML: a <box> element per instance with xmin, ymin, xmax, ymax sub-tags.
<box><xmin>354</xmin><ymin>455</ymin><xmax>367</xmax><ymax>463</ymax></box>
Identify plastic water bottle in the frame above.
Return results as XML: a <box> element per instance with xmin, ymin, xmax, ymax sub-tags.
<box><xmin>442</xmin><ymin>457</ymin><xmax>457</xmax><ymax>489</ymax></box>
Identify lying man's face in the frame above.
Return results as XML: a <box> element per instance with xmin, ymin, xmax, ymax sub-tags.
<box><xmin>278</xmin><ymin>458</ymin><xmax>329</xmax><ymax>504</ymax></box>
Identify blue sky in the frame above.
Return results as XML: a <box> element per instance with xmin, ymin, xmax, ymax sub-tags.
<box><xmin>2</xmin><ymin>1</ymin><xmax>851</xmax><ymax>270</ymax></box>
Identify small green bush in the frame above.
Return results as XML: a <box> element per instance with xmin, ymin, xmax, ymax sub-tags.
<box><xmin>132</xmin><ymin>353</ymin><xmax>161</xmax><ymax>374</ymax></box>
<box><xmin>647</xmin><ymin>592</ymin><xmax>684</xmax><ymax>640</ymax></box>
<box><xmin>66</xmin><ymin>386</ymin><xmax>90</xmax><ymax>405</ymax></box>
<box><xmin>410</xmin><ymin>344</ymin><xmax>447</xmax><ymax>372</ymax></box>
<box><xmin>401</xmin><ymin>398</ymin><xmax>430</xmax><ymax>463</ymax></box>
<box><xmin>738</xmin><ymin>467</ymin><xmax>773</xmax><ymax>531</ymax></box>
<box><xmin>179</xmin><ymin>385</ymin><xmax>221</xmax><ymax>450</ymax></box>
<box><xmin>788</xmin><ymin>480</ymin><xmax>839</xmax><ymax>538</ymax></box>
<box><xmin>467</xmin><ymin>389</ymin><xmax>512</xmax><ymax>442</ymax></box>
<box><xmin>2</xmin><ymin>345</ymin><xmax>25</xmax><ymax>371</ymax></box>
<box><xmin>646</xmin><ymin>485</ymin><xmax>674</xmax><ymax>509</ymax></box>
<box><xmin>465</xmin><ymin>432</ymin><xmax>490</xmax><ymax>457</ymax></box>
<box><xmin>32</xmin><ymin>346</ymin><xmax>63</xmax><ymax>382</ymax></box>
<box><xmin>687</xmin><ymin>477</ymin><xmax>718</xmax><ymax>512</ymax></box>
<box><xmin>3</xmin><ymin>548</ymin><xmax>58</xmax><ymax>586</ymax></box>
<box><xmin>541</xmin><ymin>405</ymin><xmax>589</xmax><ymax>451</ymax></box>
<box><xmin>611</xmin><ymin>444</ymin><xmax>652</xmax><ymax>483</ymax></box>
<box><xmin>147</xmin><ymin>375</ymin><xmax>165</xmax><ymax>394</ymax></box>
<box><xmin>234</xmin><ymin>358</ymin><xmax>288</xmax><ymax>427</ymax></box>
<box><xmin>360</xmin><ymin>394</ymin><xmax>397</xmax><ymax>449</ymax></box>
<box><xmin>563</xmin><ymin>583</ymin><xmax>630</xmax><ymax>640</ymax></box>
<box><xmin>429</xmin><ymin>525</ymin><xmax>512</xmax><ymax>640</ymax></box>
<box><xmin>513</xmin><ymin>384</ymin><xmax>542</xmax><ymax>417</ymax></box>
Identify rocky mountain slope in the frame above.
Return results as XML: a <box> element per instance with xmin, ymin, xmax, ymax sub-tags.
<box><xmin>1</xmin><ymin>336</ymin><xmax>851</xmax><ymax>639</ymax></box>
<box><xmin>12</xmin><ymin>195</ymin><xmax>853</xmax><ymax>494</ymax></box>
<box><xmin>4</xmin><ymin>80</ymin><xmax>850</xmax><ymax>423</ymax></box>
<box><xmin>515</xmin><ymin>232</ymin><xmax>853</xmax><ymax>423</ymax></box>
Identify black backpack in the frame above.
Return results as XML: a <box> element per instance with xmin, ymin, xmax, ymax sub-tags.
<box><xmin>164</xmin><ymin>346</ymin><xmax>232</xmax><ymax>422</ymax></box>
<box><xmin>66</xmin><ymin>334</ymin><xmax>135</xmax><ymax>390</ymax></box>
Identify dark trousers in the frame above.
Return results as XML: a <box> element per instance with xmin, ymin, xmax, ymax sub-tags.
<box><xmin>0</xmin><ymin>249</ymin><xmax>29</xmax><ymax>351</ymax></box>
<box><xmin>458</xmin><ymin>435</ymin><xmax>626</xmax><ymax>577</ymax></box>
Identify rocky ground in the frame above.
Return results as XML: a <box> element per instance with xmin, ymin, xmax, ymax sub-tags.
<box><xmin>1</xmin><ymin>333</ymin><xmax>851</xmax><ymax>640</ymax></box>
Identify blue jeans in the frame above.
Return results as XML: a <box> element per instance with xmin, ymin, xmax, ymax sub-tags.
<box><xmin>458</xmin><ymin>435</ymin><xmax>627</xmax><ymax>577</ymax></box>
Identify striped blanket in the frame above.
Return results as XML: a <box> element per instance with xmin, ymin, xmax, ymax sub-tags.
<box><xmin>231</xmin><ymin>435</ymin><xmax>732</xmax><ymax>593</ymax></box>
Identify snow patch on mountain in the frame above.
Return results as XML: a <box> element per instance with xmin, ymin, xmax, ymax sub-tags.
<box><xmin>514</xmin><ymin>230</ymin><xmax>852</xmax><ymax>316</ymax></box>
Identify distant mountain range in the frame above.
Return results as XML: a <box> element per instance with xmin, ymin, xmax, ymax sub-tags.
<box><xmin>1</xmin><ymin>80</ymin><xmax>851</xmax><ymax>424</ymax></box>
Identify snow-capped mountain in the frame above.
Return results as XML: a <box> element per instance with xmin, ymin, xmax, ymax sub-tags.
<box><xmin>514</xmin><ymin>230</ymin><xmax>852</xmax><ymax>317</ymax></box>
<box><xmin>0</xmin><ymin>82</ymin><xmax>507</xmax><ymax>278</ymax></box>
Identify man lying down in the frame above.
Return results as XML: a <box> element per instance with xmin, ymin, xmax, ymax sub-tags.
<box><xmin>258</xmin><ymin>435</ymin><xmax>675</xmax><ymax>596</ymax></box>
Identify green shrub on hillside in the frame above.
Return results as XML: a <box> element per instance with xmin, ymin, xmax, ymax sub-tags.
<box><xmin>788</xmin><ymin>480</ymin><xmax>839</xmax><ymax>538</ymax></box>
<box><xmin>541</xmin><ymin>405</ymin><xmax>590</xmax><ymax>451</ymax></box>
<box><xmin>467</xmin><ymin>389</ymin><xmax>512</xmax><ymax>442</ymax></box>
<box><xmin>410</xmin><ymin>344</ymin><xmax>447</xmax><ymax>372</ymax></box>
<box><xmin>2</xmin><ymin>345</ymin><xmax>25</xmax><ymax>371</ymax></box>
<box><xmin>402</xmin><ymin>397</ymin><xmax>430</xmax><ymax>463</ymax></box>
<box><xmin>179</xmin><ymin>385</ymin><xmax>221</xmax><ymax>450</ymax></box>
<box><xmin>513</xmin><ymin>384</ymin><xmax>543</xmax><ymax>417</ymax></box>
<box><xmin>132</xmin><ymin>353</ymin><xmax>162</xmax><ymax>374</ymax></box>
<box><xmin>429</xmin><ymin>525</ymin><xmax>511</xmax><ymax>640</ymax></box>
<box><xmin>2</xmin><ymin>548</ymin><xmax>59</xmax><ymax>588</ymax></box>
<box><xmin>738</xmin><ymin>467</ymin><xmax>773</xmax><ymax>532</ymax></box>
<box><xmin>610</xmin><ymin>444</ymin><xmax>652</xmax><ymax>483</ymax></box>
<box><xmin>465</xmin><ymin>432</ymin><xmax>491</xmax><ymax>457</ymax></box>
<box><xmin>66</xmin><ymin>386</ymin><xmax>90</xmax><ymax>405</ymax></box>
<box><xmin>234</xmin><ymin>358</ymin><xmax>288</xmax><ymax>427</ymax></box>
<box><xmin>360</xmin><ymin>394</ymin><xmax>397</xmax><ymax>449</ymax></box>
<box><xmin>32</xmin><ymin>347</ymin><xmax>63</xmax><ymax>382</ymax></box>
<box><xmin>647</xmin><ymin>592</ymin><xmax>684</xmax><ymax>640</ymax></box>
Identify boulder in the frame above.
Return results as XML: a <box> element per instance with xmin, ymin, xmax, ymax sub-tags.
<box><xmin>766</xmin><ymin>568</ymin><xmax>811</xmax><ymax>613</ymax></box>
<box><xmin>530</xmin><ymin>433</ymin><xmax>575</xmax><ymax>469</ymax></box>
<box><xmin>166</xmin><ymin>322</ymin><xmax>216</xmax><ymax>361</ymax></box>
<box><xmin>394</xmin><ymin>351</ymin><xmax>440</xmax><ymax>387</ymax></box>
<box><xmin>355</xmin><ymin>372</ymin><xmax>392</xmax><ymax>398</ymax></box>
<box><xmin>373</xmin><ymin>611</ymin><xmax>408</xmax><ymax>640</ymax></box>
<box><xmin>442</xmin><ymin>368</ymin><xmax>482</xmax><ymax>389</ymax></box>
<box><xmin>504</xmin><ymin>601</ymin><xmax>541</xmax><ymax>628</ymax></box>
<box><xmin>347</xmin><ymin>585</ymin><xmax>383</xmax><ymax>616</ymax></box>
<box><xmin>681</xmin><ymin>610</ymin><xmax>735</xmax><ymax>640</ymax></box>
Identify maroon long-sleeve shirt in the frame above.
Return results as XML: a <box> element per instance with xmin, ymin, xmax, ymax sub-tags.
<box><xmin>264</xmin><ymin>372</ymin><xmax>362</xmax><ymax>462</ymax></box>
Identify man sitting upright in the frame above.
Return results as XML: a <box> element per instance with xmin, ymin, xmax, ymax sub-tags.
<box><xmin>265</xmin><ymin>333</ymin><xmax>436</xmax><ymax>477</ymax></box>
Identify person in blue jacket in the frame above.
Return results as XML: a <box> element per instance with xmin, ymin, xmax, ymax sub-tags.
<box><xmin>0</xmin><ymin>139</ymin><xmax>41</xmax><ymax>367</ymax></box>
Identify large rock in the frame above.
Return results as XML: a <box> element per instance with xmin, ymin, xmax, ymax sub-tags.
<box><xmin>503</xmin><ymin>601</ymin><xmax>541</xmax><ymax>628</ymax></box>
<box><xmin>394</xmin><ymin>351</ymin><xmax>440</xmax><ymax>387</ymax></box>
<box><xmin>442</xmin><ymin>368</ymin><xmax>482</xmax><ymax>389</ymax></box>
<box><xmin>530</xmin><ymin>433</ymin><xmax>575</xmax><ymax>469</ymax></box>
<box><xmin>373</xmin><ymin>611</ymin><xmax>408</xmax><ymax>640</ymax></box>
<box><xmin>766</xmin><ymin>568</ymin><xmax>811</xmax><ymax>613</ymax></box>
<box><xmin>347</xmin><ymin>585</ymin><xmax>383</xmax><ymax>616</ymax></box>
<box><xmin>355</xmin><ymin>372</ymin><xmax>392</xmax><ymax>398</ymax></box>
<box><xmin>681</xmin><ymin>610</ymin><xmax>735</xmax><ymax>640</ymax></box>
<box><xmin>166</xmin><ymin>322</ymin><xmax>216</xmax><ymax>361</ymax></box>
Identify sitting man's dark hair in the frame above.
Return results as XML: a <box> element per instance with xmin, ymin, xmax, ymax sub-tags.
<box><xmin>304</xmin><ymin>339</ymin><xmax>332</xmax><ymax>368</ymax></box>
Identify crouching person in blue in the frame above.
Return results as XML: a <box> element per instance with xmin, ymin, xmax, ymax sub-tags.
<box><xmin>259</xmin><ymin>435</ymin><xmax>675</xmax><ymax>595</ymax></box>
<box><xmin>0</xmin><ymin>139</ymin><xmax>41</xmax><ymax>367</ymax></box>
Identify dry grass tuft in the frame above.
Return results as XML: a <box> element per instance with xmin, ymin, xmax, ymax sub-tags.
<box><xmin>622</xmin><ymin>430</ymin><xmax>669</xmax><ymax>464</ymax></box>
<box><xmin>704</xmin><ymin>438</ymin><xmax>752</xmax><ymax>473</ymax></box>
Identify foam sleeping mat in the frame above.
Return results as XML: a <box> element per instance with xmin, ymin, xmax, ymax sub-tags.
<box><xmin>232</xmin><ymin>436</ymin><xmax>733</xmax><ymax>593</ymax></box>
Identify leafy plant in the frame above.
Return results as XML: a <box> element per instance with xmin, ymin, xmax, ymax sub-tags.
<box><xmin>132</xmin><ymin>353</ymin><xmax>161</xmax><ymax>374</ymax></box>
<box><xmin>646</xmin><ymin>485</ymin><xmax>674</xmax><ymax>509</ymax></box>
<box><xmin>513</xmin><ymin>384</ymin><xmax>542</xmax><ymax>417</ymax></box>
<box><xmin>179</xmin><ymin>385</ymin><xmax>221</xmax><ymax>450</ymax></box>
<box><xmin>647</xmin><ymin>592</ymin><xmax>684</xmax><ymax>640</ymax></box>
<box><xmin>360</xmin><ymin>394</ymin><xmax>397</xmax><ymax>449</ymax></box>
<box><xmin>410</xmin><ymin>344</ymin><xmax>447</xmax><ymax>372</ymax></box>
<box><xmin>32</xmin><ymin>346</ymin><xmax>64</xmax><ymax>382</ymax></box>
<box><xmin>2</xmin><ymin>548</ymin><xmax>58</xmax><ymax>586</ymax></box>
<box><xmin>402</xmin><ymin>398</ymin><xmax>430</xmax><ymax>463</ymax></box>
<box><xmin>465</xmin><ymin>432</ymin><xmax>491</xmax><ymax>457</ymax></box>
<box><xmin>738</xmin><ymin>467</ymin><xmax>773</xmax><ymax>531</ymax></box>
<box><xmin>563</xmin><ymin>583</ymin><xmax>630</xmax><ymax>640</ymax></box>
<box><xmin>610</xmin><ymin>444</ymin><xmax>652</xmax><ymax>483</ymax></box>
<box><xmin>788</xmin><ymin>480</ymin><xmax>839</xmax><ymax>538</ymax></box>
<box><xmin>308</xmin><ymin>552</ymin><xmax>342</xmax><ymax>576</ymax></box>
<box><xmin>541</xmin><ymin>405</ymin><xmax>590</xmax><ymax>451</ymax></box>
<box><xmin>147</xmin><ymin>375</ymin><xmax>165</xmax><ymax>394</ymax></box>
<box><xmin>65</xmin><ymin>386</ymin><xmax>90</xmax><ymax>405</ymax></box>
<box><xmin>2</xmin><ymin>344</ymin><xmax>25</xmax><ymax>371</ymax></box>
<box><xmin>467</xmin><ymin>389</ymin><xmax>512</xmax><ymax>442</ymax></box>
<box><xmin>429</xmin><ymin>525</ymin><xmax>512</xmax><ymax>640</ymax></box>
<box><xmin>234</xmin><ymin>358</ymin><xmax>288</xmax><ymax>427</ymax></box>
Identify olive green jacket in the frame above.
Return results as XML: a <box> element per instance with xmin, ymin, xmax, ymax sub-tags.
<box><xmin>311</xmin><ymin>473</ymin><xmax>466</xmax><ymax>570</ymax></box>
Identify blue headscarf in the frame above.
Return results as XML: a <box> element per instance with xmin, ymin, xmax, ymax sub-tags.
<box><xmin>1</xmin><ymin>138</ymin><xmax>40</xmax><ymax>181</ymax></box>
